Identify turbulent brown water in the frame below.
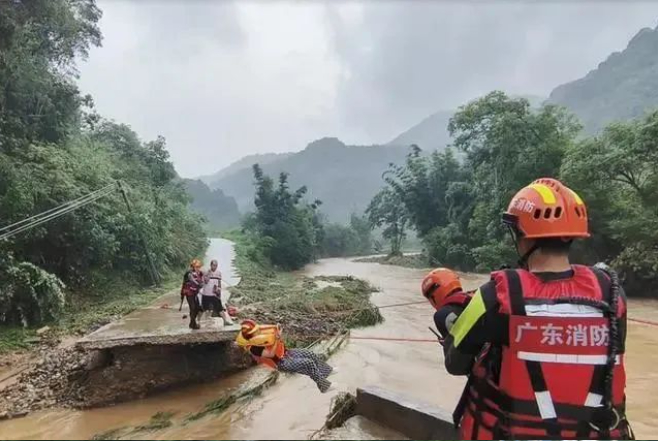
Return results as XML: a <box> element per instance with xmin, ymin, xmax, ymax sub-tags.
<box><xmin>0</xmin><ymin>253</ymin><xmax>657</xmax><ymax>440</ymax></box>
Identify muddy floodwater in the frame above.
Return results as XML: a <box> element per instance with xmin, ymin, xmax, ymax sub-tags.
<box><xmin>1</xmin><ymin>249</ymin><xmax>657</xmax><ymax>439</ymax></box>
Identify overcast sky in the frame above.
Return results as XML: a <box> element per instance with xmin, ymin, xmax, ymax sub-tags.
<box><xmin>77</xmin><ymin>0</ymin><xmax>658</xmax><ymax>177</ymax></box>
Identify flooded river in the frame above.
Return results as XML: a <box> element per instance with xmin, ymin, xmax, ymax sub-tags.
<box><xmin>1</xmin><ymin>244</ymin><xmax>658</xmax><ymax>439</ymax></box>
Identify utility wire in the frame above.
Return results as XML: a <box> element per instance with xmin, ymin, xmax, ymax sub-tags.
<box><xmin>0</xmin><ymin>184</ymin><xmax>117</xmax><ymax>241</ymax></box>
<box><xmin>0</xmin><ymin>183</ymin><xmax>117</xmax><ymax>234</ymax></box>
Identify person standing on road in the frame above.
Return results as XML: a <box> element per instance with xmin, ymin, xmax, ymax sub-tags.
<box><xmin>425</xmin><ymin>178</ymin><xmax>632</xmax><ymax>440</ymax></box>
<box><xmin>201</xmin><ymin>259</ymin><xmax>234</xmax><ymax>326</ymax></box>
<box><xmin>181</xmin><ymin>259</ymin><xmax>204</xmax><ymax>330</ymax></box>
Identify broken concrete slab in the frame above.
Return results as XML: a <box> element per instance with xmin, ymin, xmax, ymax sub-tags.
<box><xmin>356</xmin><ymin>386</ymin><xmax>457</xmax><ymax>440</ymax></box>
<box><xmin>76</xmin><ymin>299</ymin><xmax>240</xmax><ymax>350</ymax></box>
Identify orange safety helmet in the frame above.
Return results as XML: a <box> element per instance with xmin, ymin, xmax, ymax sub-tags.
<box><xmin>421</xmin><ymin>268</ymin><xmax>463</xmax><ymax>310</ymax></box>
<box><xmin>502</xmin><ymin>178</ymin><xmax>589</xmax><ymax>239</ymax></box>
<box><xmin>240</xmin><ymin>319</ymin><xmax>259</xmax><ymax>339</ymax></box>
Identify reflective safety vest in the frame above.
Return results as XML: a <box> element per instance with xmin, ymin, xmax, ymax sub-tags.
<box><xmin>456</xmin><ymin>266</ymin><xmax>631</xmax><ymax>440</ymax></box>
<box><xmin>235</xmin><ymin>324</ymin><xmax>286</xmax><ymax>370</ymax></box>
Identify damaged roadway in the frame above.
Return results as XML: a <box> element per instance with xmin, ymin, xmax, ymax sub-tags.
<box><xmin>75</xmin><ymin>291</ymin><xmax>240</xmax><ymax>351</ymax></box>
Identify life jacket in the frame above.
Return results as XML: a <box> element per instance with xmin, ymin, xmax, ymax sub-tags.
<box><xmin>455</xmin><ymin>265</ymin><xmax>631</xmax><ymax>440</ymax></box>
<box><xmin>181</xmin><ymin>270</ymin><xmax>202</xmax><ymax>297</ymax></box>
<box><xmin>235</xmin><ymin>324</ymin><xmax>286</xmax><ymax>370</ymax></box>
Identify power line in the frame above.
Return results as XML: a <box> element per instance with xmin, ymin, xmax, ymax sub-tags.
<box><xmin>0</xmin><ymin>185</ymin><xmax>117</xmax><ymax>241</ymax></box>
<box><xmin>0</xmin><ymin>183</ymin><xmax>117</xmax><ymax>235</ymax></box>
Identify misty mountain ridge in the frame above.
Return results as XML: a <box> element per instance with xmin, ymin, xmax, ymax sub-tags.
<box><xmin>202</xmin><ymin>22</ymin><xmax>658</xmax><ymax>223</ymax></box>
<box><xmin>183</xmin><ymin>179</ymin><xmax>241</xmax><ymax>230</ymax></box>
<box><xmin>200</xmin><ymin>151</ymin><xmax>294</xmax><ymax>186</ymax></box>
<box><xmin>386</xmin><ymin>94</ymin><xmax>545</xmax><ymax>151</ymax></box>
<box><xmin>208</xmin><ymin>137</ymin><xmax>410</xmax><ymax>222</ymax></box>
<box><xmin>548</xmin><ymin>24</ymin><xmax>658</xmax><ymax>133</ymax></box>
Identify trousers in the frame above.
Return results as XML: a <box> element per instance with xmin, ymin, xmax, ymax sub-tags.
<box><xmin>277</xmin><ymin>348</ymin><xmax>333</xmax><ymax>392</ymax></box>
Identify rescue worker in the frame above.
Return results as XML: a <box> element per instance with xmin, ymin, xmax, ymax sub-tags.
<box><xmin>181</xmin><ymin>259</ymin><xmax>203</xmax><ymax>330</ymax></box>
<box><xmin>236</xmin><ymin>320</ymin><xmax>335</xmax><ymax>393</ymax></box>
<box><xmin>201</xmin><ymin>259</ymin><xmax>234</xmax><ymax>326</ymax></box>
<box><xmin>426</xmin><ymin>178</ymin><xmax>631</xmax><ymax>440</ymax></box>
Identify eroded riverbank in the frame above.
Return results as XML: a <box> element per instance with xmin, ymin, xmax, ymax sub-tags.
<box><xmin>0</xmin><ymin>256</ymin><xmax>657</xmax><ymax>439</ymax></box>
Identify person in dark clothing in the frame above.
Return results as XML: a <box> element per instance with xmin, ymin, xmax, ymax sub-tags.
<box><xmin>181</xmin><ymin>259</ymin><xmax>203</xmax><ymax>330</ymax></box>
<box><xmin>426</xmin><ymin>178</ymin><xmax>632</xmax><ymax>440</ymax></box>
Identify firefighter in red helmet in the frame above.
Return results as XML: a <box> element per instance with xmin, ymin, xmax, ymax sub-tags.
<box><xmin>432</xmin><ymin>178</ymin><xmax>632</xmax><ymax>440</ymax></box>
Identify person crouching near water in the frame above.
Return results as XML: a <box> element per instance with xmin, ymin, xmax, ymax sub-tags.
<box><xmin>181</xmin><ymin>259</ymin><xmax>203</xmax><ymax>330</ymax></box>
<box><xmin>236</xmin><ymin>320</ymin><xmax>336</xmax><ymax>393</ymax></box>
<box><xmin>201</xmin><ymin>259</ymin><xmax>234</xmax><ymax>326</ymax></box>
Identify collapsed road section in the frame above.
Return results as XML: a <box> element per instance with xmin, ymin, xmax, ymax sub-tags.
<box><xmin>71</xmin><ymin>290</ymin><xmax>246</xmax><ymax>408</ymax></box>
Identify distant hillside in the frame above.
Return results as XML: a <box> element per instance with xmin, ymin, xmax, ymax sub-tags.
<box><xmin>387</xmin><ymin>110</ymin><xmax>453</xmax><ymax>151</ymax></box>
<box><xmin>387</xmin><ymin>95</ymin><xmax>544</xmax><ymax>150</ymax></box>
<box><xmin>199</xmin><ymin>152</ymin><xmax>294</xmax><ymax>186</ymax></box>
<box><xmin>209</xmin><ymin>138</ymin><xmax>409</xmax><ymax>222</ymax></box>
<box><xmin>183</xmin><ymin>179</ymin><xmax>241</xmax><ymax>229</ymax></box>
<box><xmin>549</xmin><ymin>25</ymin><xmax>658</xmax><ymax>133</ymax></box>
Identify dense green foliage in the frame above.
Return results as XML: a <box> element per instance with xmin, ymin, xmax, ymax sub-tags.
<box><xmin>321</xmin><ymin>214</ymin><xmax>373</xmax><ymax>257</ymax></box>
<box><xmin>549</xmin><ymin>25</ymin><xmax>658</xmax><ymax>134</ymax></box>
<box><xmin>243</xmin><ymin>164</ymin><xmax>323</xmax><ymax>270</ymax></box>
<box><xmin>183</xmin><ymin>179</ymin><xmax>241</xmax><ymax>230</ymax></box>
<box><xmin>369</xmin><ymin>91</ymin><xmax>658</xmax><ymax>293</ymax></box>
<box><xmin>0</xmin><ymin>0</ymin><xmax>207</xmax><ymax>327</ymax></box>
<box><xmin>561</xmin><ymin>112</ymin><xmax>658</xmax><ymax>293</ymax></box>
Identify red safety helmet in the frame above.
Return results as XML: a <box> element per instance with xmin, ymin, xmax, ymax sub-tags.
<box><xmin>421</xmin><ymin>268</ymin><xmax>463</xmax><ymax>310</ymax></box>
<box><xmin>502</xmin><ymin>178</ymin><xmax>589</xmax><ymax>239</ymax></box>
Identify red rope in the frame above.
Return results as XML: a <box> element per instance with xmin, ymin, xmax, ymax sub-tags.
<box><xmin>628</xmin><ymin>317</ymin><xmax>658</xmax><ymax>327</ymax></box>
<box><xmin>350</xmin><ymin>335</ymin><xmax>439</xmax><ymax>343</ymax></box>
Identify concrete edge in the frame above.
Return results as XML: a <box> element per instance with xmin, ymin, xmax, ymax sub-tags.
<box><xmin>356</xmin><ymin>386</ymin><xmax>457</xmax><ymax>440</ymax></box>
<box><xmin>76</xmin><ymin>329</ymin><xmax>240</xmax><ymax>350</ymax></box>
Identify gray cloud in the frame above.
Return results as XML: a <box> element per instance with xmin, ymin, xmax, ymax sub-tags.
<box><xmin>327</xmin><ymin>2</ymin><xmax>658</xmax><ymax>143</ymax></box>
<box><xmin>77</xmin><ymin>1</ymin><xmax>658</xmax><ymax>177</ymax></box>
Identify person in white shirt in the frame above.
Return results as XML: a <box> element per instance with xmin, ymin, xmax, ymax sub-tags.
<box><xmin>201</xmin><ymin>260</ymin><xmax>234</xmax><ymax>326</ymax></box>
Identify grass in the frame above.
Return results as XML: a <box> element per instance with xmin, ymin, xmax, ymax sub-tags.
<box><xmin>91</xmin><ymin>411</ymin><xmax>176</xmax><ymax>440</ymax></box>
<box><xmin>225</xmin><ymin>231</ymin><xmax>383</xmax><ymax>347</ymax></box>
<box><xmin>185</xmin><ymin>371</ymin><xmax>279</xmax><ymax>422</ymax></box>
<box><xmin>133</xmin><ymin>411</ymin><xmax>175</xmax><ymax>432</ymax></box>
<box><xmin>0</xmin><ymin>271</ymin><xmax>182</xmax><ymax>355</ymax></box>
<box><xmin>92</xmin><ymin>427</ymin><xmax>130</xmax><ymax>440</ymax></box>
<box><xmin>0</xmin><ymin>327</ymin><xmax>38</xmax><ymax>354</ymax></box>
<box><xmin>355</xmin><ymin>253</ymin><xmax>430</xmax><ymax>269</ymax></box>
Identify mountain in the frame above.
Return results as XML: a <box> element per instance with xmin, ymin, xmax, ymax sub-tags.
<box><xmin>182</xmin><ymin>179</ymin><xmax>241</xmax><ymax>230</ymax></box>
<box><xmin>387</xmin><ymin>95</ymin><xmax>544</xmax><ymax>150</ymax></box>
<box><xmin>199</xmin><ymin>152</ymin><xmax>294</xmax><ymax>186</ymax></box>
<box><xmin>549</xmin><ymin>25</ymin><xmax>658</xmax><ymax>134</ymax></box>
<box><xmin>387</xmin><ymin>110</ymin><xmax>453</xmax><ymax>151</ymax></box>
<box><xmin>209</xmin><ymin>138</ymin><xmax>409</xmax><ymax>222</ymax></box>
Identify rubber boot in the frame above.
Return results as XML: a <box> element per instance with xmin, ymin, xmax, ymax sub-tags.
<box><xmin>220</xmin><ymin>310</ymin><xmax>234</xmax><ymax>326</ymax></box>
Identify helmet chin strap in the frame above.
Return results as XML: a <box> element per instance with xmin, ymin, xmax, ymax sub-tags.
<box><xmin>507</xmin><ymin>226</ymin><xmax>539</xmax><ymax>270</ymax></box>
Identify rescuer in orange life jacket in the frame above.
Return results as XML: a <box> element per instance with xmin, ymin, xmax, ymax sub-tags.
<box><xmin>422</xmin><ymin>178</ymin><xmax>632</xmax><ymax>440</ymax></box>
<box><xmin>235</xmin><ymin>320</ymin><xmax>336</xmax><ymax>393</ymax></box>
<box><xmin>181</xmin><ymin>259</ymin><xmax>204</xmax><ymax>330</ymax></box>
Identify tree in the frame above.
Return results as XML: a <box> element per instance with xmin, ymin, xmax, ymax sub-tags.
<box><xmin>247</xmin><ymin>165</ymin><xmax>322</xmax><ymax>270</ymax></box>
<box><xmin>449</xmin><ymin>91</ymin><xmax>581</xmax><ymax>245</ymax></box>
<box><xmin>366</xmin><ymin>187</ymin><xmax>407</xmax><ymax>256</ymax></box>
<box><xmin>0</xmin><ymin>0</ymin><xmax>102</xmax><ymax>150</ymax></box>
<box><xmin>561</xmin><ymin>111</ymin><xmax>658</xmax><ymax>293</ymax></box>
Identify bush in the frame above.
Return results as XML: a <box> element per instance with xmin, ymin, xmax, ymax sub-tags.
<box><xmin>0</xmin><ymin>255</ymin><xmax>65</xmax><ymax>327</ymax></box>
<box><xmin>471</xmin><ymin>240</ymin><xmax>517</xmax><ymax>273</ymax></box>
<box><xmin>424</xmin><ymin>224</ymin><xmax>475</xmax><ymax>271</ymax></box>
